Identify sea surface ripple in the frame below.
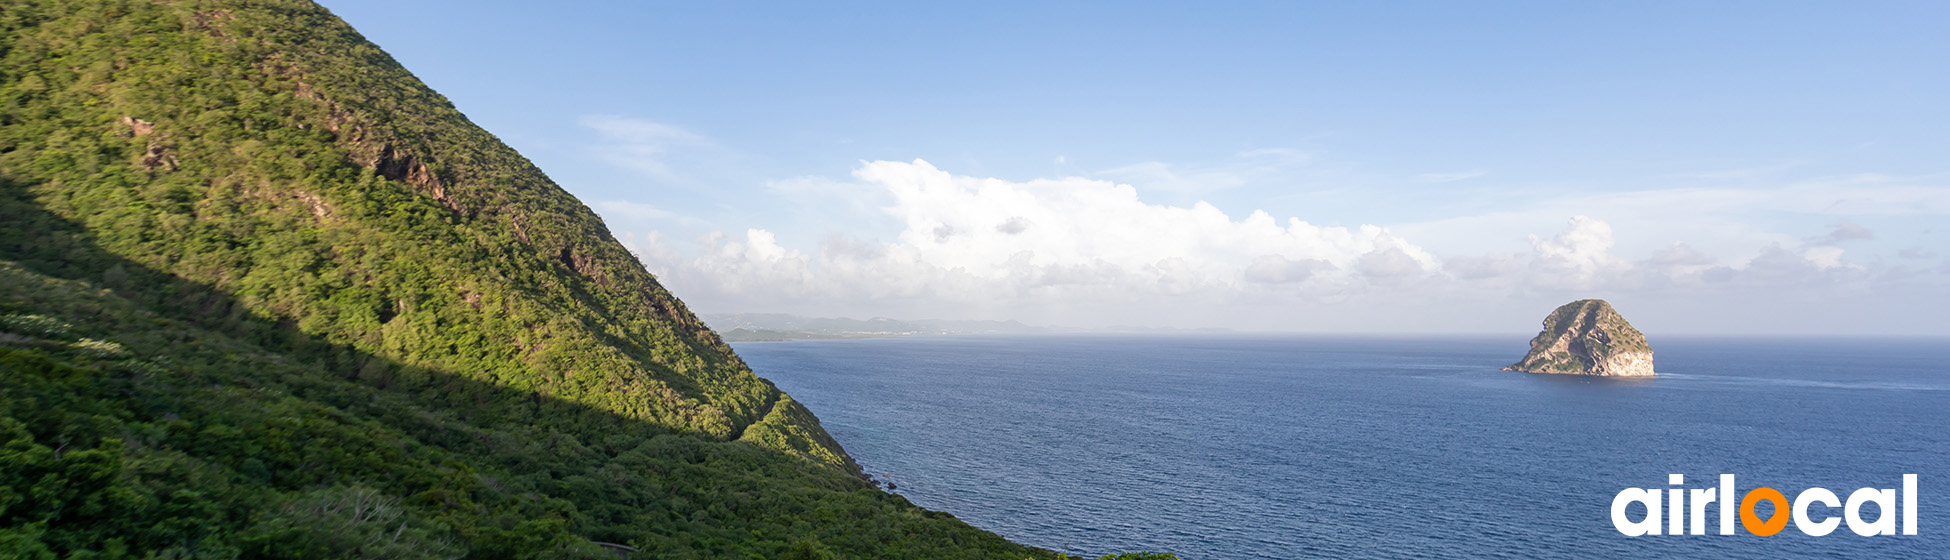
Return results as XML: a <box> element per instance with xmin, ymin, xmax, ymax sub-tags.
<box><xmin>737</xmin><ymin>335</ymin><xmax>1948</xmax><ymax>559</ymax></box>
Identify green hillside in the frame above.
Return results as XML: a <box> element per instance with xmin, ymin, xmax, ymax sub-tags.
<box><xmin>1505</xmin><ymin>299</ymin><xmax>1652</xmax><ymax>374</ymax></box>
<box><xmin>0</xmin><ymin>1</ymin><xmax>1152</xmax><ymax>557</ymax></box>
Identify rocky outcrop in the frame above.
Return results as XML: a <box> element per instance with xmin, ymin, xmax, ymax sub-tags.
<box><xmin>1504</xmin><ymin>299</ymin><xmax>1655</xmax><ymax>376</ymax></box>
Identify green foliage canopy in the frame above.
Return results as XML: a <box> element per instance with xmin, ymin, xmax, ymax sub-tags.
<box><xmin>0</xmin><ymin>0</ymin><xmax>1169</xmax><ymax>557</ymax></box>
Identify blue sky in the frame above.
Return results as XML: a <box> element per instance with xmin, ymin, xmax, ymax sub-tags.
<box><xmin>324</xmin><ymin>1</ymin><xmax>1949</xmax><ymax>334</ymax></box>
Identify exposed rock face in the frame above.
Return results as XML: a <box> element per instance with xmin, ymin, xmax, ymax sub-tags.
<box><xmin>1504</xmin><ymin>299</ymin><xmax>1655</xmax><ymax>376</ymax></box>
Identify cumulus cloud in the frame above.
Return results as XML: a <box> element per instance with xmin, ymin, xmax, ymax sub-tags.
<box><xmin>1243</xmin><ymin>255</ymin><xmax>1336</xmax><ymax>284</ymax></box>
<box><xmin>1647</xmin><ymin>242</ymin><xmax>1717</xmax><ymax>267</ymax></box>
<box><xmin>1524</xmin><ymin>216</ymin><xmax>1634</xmax><ymax>290</ymax></box>
<box><xmin>1433</xmin><ymin>216</ymin><xmax>1875</xmax><ymax>295</ymax></box>
<box><xmin>1391</xmin><ymin>173</ymin><xmax>1950</xmax><ymax>265</ymax></box>
<box><xmin>1359</xmin><ymin>247</ymin><xmax>1429</xmax><ymax>287</ymax></box>
<box><xmin>995</xmin><ymin>217</ymin><xmax>1031</xmax><ymax>235</ymax></box>
<box><xmin>1633</xmin><ymin>241</ymin><xmax>1721</xmax><ymax>285</ymax></box>
<box><xmin>631</xmin><ymin>159</ymin><xmax>1440</xmax><ymax>312</ymax></box>
<box><xmin>601</xmin><ymin>160</ymin><xmax>1937</xmax><ymax>331</ymax></box>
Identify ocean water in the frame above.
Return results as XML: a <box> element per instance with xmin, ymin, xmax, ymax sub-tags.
<box><xmin>735</xmin><ymin>335</ymin><xmax>1949</xmax><ymax>559</ymax></box>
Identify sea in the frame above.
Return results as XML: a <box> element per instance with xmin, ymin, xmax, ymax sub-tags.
<box><xmin>734</xmin><ymin>335</ymin><xmax>1949</xmax><ymax>559</ymax></box>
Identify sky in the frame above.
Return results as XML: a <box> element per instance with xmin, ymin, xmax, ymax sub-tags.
<box><xmin>321</xmin><ymin>1</ymin><xmax>1950</xmax><ymax>334</ymax></box>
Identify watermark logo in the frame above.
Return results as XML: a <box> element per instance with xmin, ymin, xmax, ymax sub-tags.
<box><xmin>1612</xmin><ymin>474</ymin><xmax>1917</xmax><ymax>536</ymax></box>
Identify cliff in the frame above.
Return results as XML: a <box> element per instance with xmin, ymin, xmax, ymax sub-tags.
<box><xmin>0</xmin><ymin>1</ymin><xmax>1053</xmax><ymax>557</ymax></box>
<box><xmin>1504</xmin><ymin>299</ymin><xmax>1655</xmax><ymax>377</ymax></box>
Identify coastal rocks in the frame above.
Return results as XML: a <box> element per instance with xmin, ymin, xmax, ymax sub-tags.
<box><xmin>1504</xmin><ymin>299</ymin><xmax>1655</xmax><ymax>377</ymax></box>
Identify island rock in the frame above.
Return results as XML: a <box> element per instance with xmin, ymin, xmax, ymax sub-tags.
<box><xmin>1504</xmin><ymin>299</ymin><xmax>1655</xmax><ymax>376</ymax></box>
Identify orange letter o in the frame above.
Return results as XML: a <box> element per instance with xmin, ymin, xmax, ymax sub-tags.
<box><xmin>1740</xmin><ymin>487</ymin><xmax>1790</xmax><ymax>536</ymax></box>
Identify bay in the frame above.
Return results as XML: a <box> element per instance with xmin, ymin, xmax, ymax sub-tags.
<box><xmin>737</xmin><ymin>335</ymin><xmax>1949</xmax><ymax>558</ymax></box>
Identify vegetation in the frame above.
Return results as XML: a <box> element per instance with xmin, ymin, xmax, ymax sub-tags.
<box><xmin>1506</xmin><ymin>299</ymin><xmax>1650</xmax><ymax>373</ymax></box>
<box><xmin>0</xmin><ymin>0</ymin><xmax>1174</xmax><ymax>557</ymax></box>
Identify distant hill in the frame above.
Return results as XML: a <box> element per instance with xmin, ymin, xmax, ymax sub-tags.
<box><xmin>0</xmin><ymin>1</ymin><xmax>1078</xmax><ymax>557</ymax></box>
<box><xmin>705</xmin><ymin>313</ymin><xmax>1046</xmax><ymax>341</ymax></box>
<box><xmin>1504</xmin><ymin>299</ymin><xmax>1655</xmax><ymax>377</ymax></box>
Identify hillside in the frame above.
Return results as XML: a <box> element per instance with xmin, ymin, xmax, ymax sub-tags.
<box><xmin>0</xmin><ymin>0</ymin><xmax>1088</xmax><ymax>557</ymax></box>
<box><xmin>1503</xmin><ymin>299</ymin><xmax>1655</xmax><ymax>377</ymax></box>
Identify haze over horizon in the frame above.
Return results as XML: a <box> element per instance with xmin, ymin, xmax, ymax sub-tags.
<box><xmin>324</xmin><ymin>1</ymin><xmax>1950</xmax><ymax>335</ymax></box>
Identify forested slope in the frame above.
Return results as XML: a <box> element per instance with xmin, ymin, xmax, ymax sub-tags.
<box><xmin>0</xmin><ymin>0</ymin><xmax>1074</xmax><ymax>557</ymax></box>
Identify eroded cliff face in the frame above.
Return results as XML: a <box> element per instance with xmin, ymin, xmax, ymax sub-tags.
<box><xmin>1504</xmin><ymin>299</ymin><xmax>1655</xmax><ymax>377</ymax></box>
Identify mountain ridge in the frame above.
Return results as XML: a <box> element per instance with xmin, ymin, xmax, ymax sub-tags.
<box><xmin>0</xmin><ymin>1</ymin><xmax>1118</xmax><ymax>556</ymax></box>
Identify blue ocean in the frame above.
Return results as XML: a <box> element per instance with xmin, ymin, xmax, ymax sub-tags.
<box><xmin>735</xmin><ymin>335</ymin><xmax>1948</xmax><ymax>559</ymax></box>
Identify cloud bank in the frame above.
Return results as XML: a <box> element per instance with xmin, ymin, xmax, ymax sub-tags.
<box><xmin>627</xmin><ymin>160</ymin><xmax>1441</xmax><ymax>310</ymax></box>
<box><xmin>612</xmin><ymin>160</ymin><xmax>1946</xmax><ymax>333</ymax></box>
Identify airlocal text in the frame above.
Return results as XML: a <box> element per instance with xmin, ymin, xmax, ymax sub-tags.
<box><xmin>1612</xmin><ymin>474</ymin><xmax>1917</xmax><ymax>537</ymax></box>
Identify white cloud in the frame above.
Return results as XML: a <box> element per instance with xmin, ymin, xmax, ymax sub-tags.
<box><xmin>1638</xmin><ymin>241</ymin><xmax>1720</xmax><ymax>285</ymax></box>
<box><xmin>1244</xmin><ymin>255</ymin><xmax>1336</xmax><ymax>284</ymax></box>
<box><xmin>1393</xmin><ymin>173</ymin><xmax>1950</xmax><ymax>261</ymax></box>
<box><xmin>1804</xmin><ymin>246</ymin><xmax>1846</xmax><ymax>269</ymax></box>
<box><xmin>1523</xmin><ymin>216</ymin><xmax>1635</xmax><ymax>291</ymax></box>
<box><xmin>1647</xmin><ymin>242</ymin><xmax>1717</xmax><ymax>267</ymax></box>
<box><xmin>608</xmin><ymin>161</ymin><xmax>1943</xmax><ymax>333</ymax></box>
<box><xmin>1433</xmin><ymin>215</ymin><xmax>1881</xmax><ymax>296</ymax></box>
<box><xmin>1697</xmin><ymin>243</ymin><xmax>1866</xmax><ymax>287</ymax></box>
<box><xmin>632</xmin><ymin>159</ymin><xmax>1439</xmax><ymax>314</ymax></box>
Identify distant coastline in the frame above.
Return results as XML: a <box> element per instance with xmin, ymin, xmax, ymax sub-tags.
<box><xmin>720</xmin><ymin>328</ymin><xmax>884</xmax><ymax>342</ymax></box>
<box><xmin>704</xmin><ymin>313</ymin><xmax>1233</xmax><ymax>342</ymax></box>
